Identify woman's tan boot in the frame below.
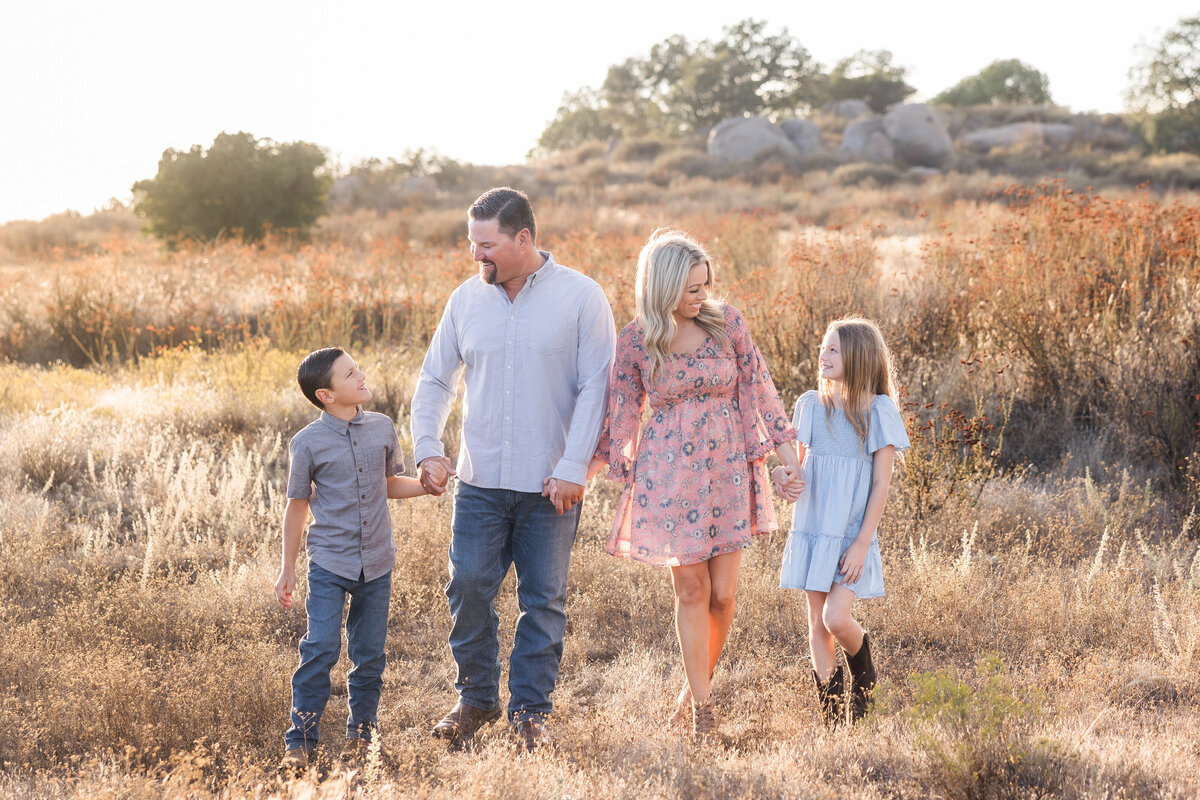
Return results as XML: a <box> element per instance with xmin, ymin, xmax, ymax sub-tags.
<box><xmin>692</xmin><ymin>696</ymin><xmax>719</xmax><ymax>740</ymax></box>
<box><xmin>668</xmin><ymin>685</ymin><xmax>691</xmax><ymax>729</ymax></box>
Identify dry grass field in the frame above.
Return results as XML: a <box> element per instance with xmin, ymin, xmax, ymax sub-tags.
<box><xmin>1</xmin><ymin>173</ymin><xmax>1198</xmax><ymax>798</ymax></box>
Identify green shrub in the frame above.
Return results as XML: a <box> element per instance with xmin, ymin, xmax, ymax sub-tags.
<box><xmin>133</xmin><ymin>131</ymin><xmax>330</xmax><ymax>244</ymax></box>
<box><xmin>902</xmin><ymin>654</ymin><xmax>1063</xmax><ymax>799</ymax></box>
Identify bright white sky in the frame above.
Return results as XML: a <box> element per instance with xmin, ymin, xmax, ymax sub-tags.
<box><xmin>2</xmin><ymin>1</ymin><xmax>1196</xmax><ymax>223</ymax></box>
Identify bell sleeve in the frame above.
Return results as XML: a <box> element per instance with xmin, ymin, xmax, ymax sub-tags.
<box><xmin>727</xmin><ymin>304</ymin><xmax>796</xmax><ymax>461</ymax></box>
<box><xmin>867</xmin><ymin>394</ymin><xmax>911</xmax><ymax>454</ymax></box>
<box><xmin>594</xmin><ymin>322</ymin><xmax>646</xmax><ymax>481</ymax></box>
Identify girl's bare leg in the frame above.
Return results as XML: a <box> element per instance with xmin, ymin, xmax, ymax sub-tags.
<box><xmin>807</xmin><ymin>589</ymin><xmax>839</xmax><ymax>678</ymax></box>
<box><xmin>821</xmin><ymin>582</ymin><xmax>865</xmax><ymax>654</ymax></box>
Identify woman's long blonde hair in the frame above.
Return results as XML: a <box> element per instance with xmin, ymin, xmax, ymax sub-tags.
<box><xmin>819</xmin><ymin>316</ymin><xmax>897</xmax><ymax>444</ymax></box>
<box><xmin>635</xmin><ymin>229</ymin><xmax>727</xmax><ymax>385</ymax></box>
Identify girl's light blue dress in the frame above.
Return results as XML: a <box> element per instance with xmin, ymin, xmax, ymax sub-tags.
<box><xmin>779</xmin><ymin>391</ymin><xmax>910</xmax><ymax>598</ymax></box>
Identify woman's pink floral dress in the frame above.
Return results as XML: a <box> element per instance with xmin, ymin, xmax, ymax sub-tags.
<box><xmin>595</xmin><ymin>304</ymin><xmax>795</xmax><ymax>566</ymax></box>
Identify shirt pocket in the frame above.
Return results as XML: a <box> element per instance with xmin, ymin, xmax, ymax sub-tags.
<box><xmin>522</xmin><ymin>309</ymin><xmax>575</xmax><ymax>356</ymax></box>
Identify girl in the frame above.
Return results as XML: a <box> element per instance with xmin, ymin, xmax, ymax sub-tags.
<box><xmin>773</xmin><ymin>317</ymin><xmax>909</xmax><ymax>727</ymax></box>
<box><xmin>590</xmin><ymin>229</ymin><xmax>803</xmax><ymax>738</ymax></box>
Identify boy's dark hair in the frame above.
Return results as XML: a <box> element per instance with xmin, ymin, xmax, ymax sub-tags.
<box><xmin>297</xmin><ymin>347</ymin><xmax>346</xmax><ymax>409</ymax></box>
<box><xmin>469</xmin><ymin>187</ymin><xmax>536</xmax><ymax>242</ymax></box>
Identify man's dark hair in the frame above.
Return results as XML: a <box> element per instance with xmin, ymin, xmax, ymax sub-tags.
<box><xmin>469</xmin><ymin>187</ymin><xmax>536</xmax><ymax>241</ymax></box>
<box><xmin>297</xmin><ymin>346</ymin><xmax>346</xmax><ymax>409</ymax></box>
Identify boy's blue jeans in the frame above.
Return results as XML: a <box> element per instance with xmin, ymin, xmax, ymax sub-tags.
<box><xmin>447</xmin><ymin>481</ymin><xmax>580</xmax><ymax>722</ymax></box>
<box><xmin>285</xmin><ymin>562</ymin><xmax>391</xmax><ymax>751</ymax></box>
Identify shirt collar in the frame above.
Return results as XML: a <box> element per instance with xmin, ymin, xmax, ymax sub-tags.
<box><xmin>319</xmin><ymin>408</ymin><xmax>364</xmax><ymax>434</ymax></box>
<box><xmin>525</xmin><ymin>251</ymin><xmax>557</xmax><ymax>287</ymax></box>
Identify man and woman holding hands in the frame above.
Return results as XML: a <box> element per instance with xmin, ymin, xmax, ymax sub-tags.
<box><xmin>276</xmin><ymin>187</ymin><xmax>908</xmax><ymax>765</ymax></box>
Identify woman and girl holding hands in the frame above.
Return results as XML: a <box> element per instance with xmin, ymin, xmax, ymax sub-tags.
<box><xmin>277</xmin><ymin>187</ymin><xmax>909</xmax><ymax>764</ymax></box>
<box><xmin>578</xmin><ymin>226</ymin><xmax>910</xmax><ymax>737</ymax></box>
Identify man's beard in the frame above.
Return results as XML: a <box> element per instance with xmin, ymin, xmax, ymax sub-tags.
<box><xmin>480</xmin><ymin>263</ymin><xmax>497</xmax><ymax>284</ymax></box>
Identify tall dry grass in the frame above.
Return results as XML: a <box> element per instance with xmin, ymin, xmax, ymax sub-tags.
<box><xmin>0</xmin><ymin>181</ymin><xmax>1198</xmax><ymax>797</ymax></box>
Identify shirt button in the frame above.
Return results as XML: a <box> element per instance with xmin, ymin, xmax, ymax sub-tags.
<box><xmin>353</xmin><ymin>441</ymin><xmax>358</xmax><ymax>446</ymax></box>
<box><xmin>361</xmin><ymin>494</ymin><xmax>366</xmax><ymax>499</ymax></box>
<box><xmin>359</xmin><ymin>468</ymin><xmax>363</xmax><ymax>472</ymax></box>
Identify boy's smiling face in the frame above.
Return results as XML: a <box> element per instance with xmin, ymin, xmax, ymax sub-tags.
<box><xmin>317</xmin><ymin>353</ymin><xmax>371</xmax><ymax>410</ymax></box>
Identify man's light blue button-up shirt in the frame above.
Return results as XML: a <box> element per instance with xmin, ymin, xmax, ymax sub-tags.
<box><xmin>410</xmin><ymin>252</ymin><xmax>616</xmax><ymax>492</ymax></box>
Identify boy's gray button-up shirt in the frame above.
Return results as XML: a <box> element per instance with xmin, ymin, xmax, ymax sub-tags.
<box><xmin>410</xmin><ymin>252</ymin><xmax>616</xmax><ymax>492</ymax></box>
<box><xmin>287</xmin><ymin>409</ymin><xmax>404</xmax><ymax>582</ymax></box>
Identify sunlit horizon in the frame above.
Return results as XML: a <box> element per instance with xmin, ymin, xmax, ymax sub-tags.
<box><xmin>3</xmin><ymin>0</ymin><xmax>1197</xmax><ymax>225</ymax></box>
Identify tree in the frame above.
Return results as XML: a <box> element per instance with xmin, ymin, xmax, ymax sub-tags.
<box><xmin>664</xmin><ymin>19</ymin><xmax>824</xmax><ymax>131</ymax></box>
<box><xmin>133</xmin><ymin>132</ymin><xmax>331</xmax><ymax>243</ymax></box>
<box><xmin>933</xmin><ymin>59</ymin><xmax>1053</xmax><ymax>106</ymax></box>
<box><xmin>826</xmin><ymin>49</ymin><xmax>916</xmax><ymax>113</ymax></box>
<box><xmin>1127</xmin><ymin>15</ymin><xmax>1200</xmax><ymax>153</ymax></box>
<box><xmin>534</xmin><ymin>19</ymin><xmax>823</xmax><ymax>151</ymax></box>
<box><xmin>534</xmin><ymin>89</ymin><xmax>620</xmax><ymax>155</ymax></box>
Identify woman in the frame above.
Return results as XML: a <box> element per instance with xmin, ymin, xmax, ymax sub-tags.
<box><xmin>589</xmin><ymin>229</ymin><xmax>801</xmax><ymax>738</ymax></box>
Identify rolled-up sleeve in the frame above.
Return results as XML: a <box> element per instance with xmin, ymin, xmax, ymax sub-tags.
<box><xmin>551</xmin><ymin>283</ymin><xmax>616</xmax><ymax>485</ymax></box>
<box><xmin>410</xmin><ymin>296</ymin><xmax>464</xmax><ymax>467</ymax></box>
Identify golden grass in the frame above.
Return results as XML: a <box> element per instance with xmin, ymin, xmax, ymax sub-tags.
<box><xmin>0</xmin><ymin>180</ymin><xmax>1198</xmax><ymax>797</ymax></box>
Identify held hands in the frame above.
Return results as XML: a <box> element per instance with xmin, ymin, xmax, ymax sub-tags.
<box><xmin>541</xmin><ymin>477</ymin><xmax>585</xmax><ymax>515</ymax></box>
<box><xmin>274</xmin><ymin>566</ymin><xmax>296</xmax><ymax>609</ymax></box>
<box><xmin>771</xmin><ymin>465</ymin><xmax>806</xmax><ymax>502</ymax></box>
<box><xmin>418</xmin><ymin>456</ymin><xmax>455</xmax><ymax>496</ymax></box>
<box><xmin>838</xmin><ymin>541</ymin><xmax>869</xmax><ymax>586</ymax></box>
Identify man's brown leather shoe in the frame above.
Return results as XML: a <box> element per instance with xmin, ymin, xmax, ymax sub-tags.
<box><xmin>512</xmin><ymin>715</ymin><xmax>547</xmax><ymax>753</ymax></box>
<box><xmin>431</xmin><ymin>701</ymin><xmax>502</xmax><ymax>748</ymax></box>
<box><xmin>340</xmin><ymin>737</ymin><xmax>370</xmax><ymax>766</ymax></box>
<box><xmin>280</xmin><ymin>747</ymin><xmax>313</xmax><ymax>771</ymax></box>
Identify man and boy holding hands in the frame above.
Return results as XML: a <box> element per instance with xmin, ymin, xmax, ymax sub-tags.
<box><xmin>275</xmin><ymin>188</ymin><xmax>615</xmax><ymax>765</ymax></box>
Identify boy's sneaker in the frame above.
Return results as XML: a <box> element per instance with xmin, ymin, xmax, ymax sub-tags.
<box><xmin>280</xmin><ymin>747</ymin><xmax>313</xmax><ymax>771</ymax></box>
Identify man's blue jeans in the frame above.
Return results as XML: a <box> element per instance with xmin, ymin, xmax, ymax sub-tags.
<box><xmin>447</xmin><ymin>481</ymin><xmax>580</xmax><ymax>722</ymax></box>
<box><xmin>285</xmin><ymin>562</ymin><xmax>392</xmax><ymax>750</ymax></box>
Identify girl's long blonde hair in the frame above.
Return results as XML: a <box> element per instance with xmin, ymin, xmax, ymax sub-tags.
<box><xmin>635</xmin><ymin>229</ymin><xmax>727</xmax><ymax>385</ymax></box>
<box><xmin>819</xmin><ymin>316</ymin><xmax>897</xmax><ymax>444</ymax></box>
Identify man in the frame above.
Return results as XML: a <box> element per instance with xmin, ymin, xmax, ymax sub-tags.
<box><xmin>410</xmin><ymin>187</ymin><xmax>615</xmax><ymax>752</ymax></box>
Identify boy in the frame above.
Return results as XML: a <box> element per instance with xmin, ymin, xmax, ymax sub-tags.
<box><xmin>275</xmin><ymin>346</ymin><xmax>428</xmax><ymax>770</ymax></box>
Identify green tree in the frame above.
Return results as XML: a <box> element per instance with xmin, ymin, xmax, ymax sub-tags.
<box><xmin>933</xmin><ymin>59</ymin><xmax>1053</xmax><ymax>106</ymax></box>
<box><xmin>826</xmin><ymin>49</ymin><xmax>916</xmax><ymax>113</ymax></box>
<box><xmin>534</xmin><ymin>89</ymin><xmax>620</xmax><ymax>154</ymax></box>
<box><xmin>133</xmin><ymin>131</ymin><xmax>330</xmax><ymax>243</ymax></box>
<box><xmin>665</xmin><ymin>19</ymin><xmax>823</xmax><ymax>131</ymax></box>
<box><xmin>534</xmin><ymin>19</ymin><xmax>823</xmax><ymax>151</ymax></box>
<box><xmin>1127</xmin><ymin>15</ymin><xmax>1200</xmax><ymax>153</ymax></box>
